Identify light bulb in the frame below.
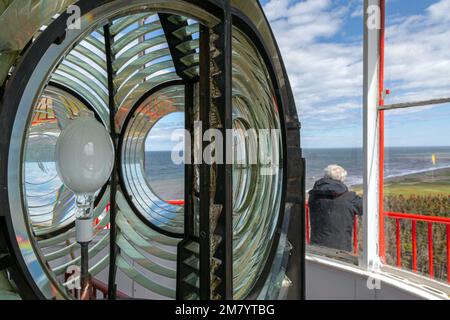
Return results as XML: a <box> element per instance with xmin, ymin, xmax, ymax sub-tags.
<box><xmin>55</xmin><ymin>109</ymin><xmax>115</xmax><ymax>197</ymax></box>
<box><xmin>55</xmin><ymin>110</ymin><xmax>114</xmax><ymax>244</ymax></box>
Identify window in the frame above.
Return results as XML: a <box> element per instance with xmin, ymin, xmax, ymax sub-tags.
<box><xmin>384</xmin><ymin>0</ymin><xmax>450</xmax><ymax>105</ymax></box>
<box><xmin>144</xmin><ymin>112</ymin><xmax>185</xmax><ymax>203</ymax></box>
<box><xmin>24</xmin><ymin>86</ymin><xmax>97</xmax><ymax>234</ymax></box>
<box><xmin>266</xmin><ymin>0</ymin><xmax>367</xmax><ymax>261</ymax></box>
<box><xmin>379</xmin><ymin>0</ymin><xmax>450</xmax><ymax>285</ymax></box>
<box><xmin>120</xmin><ymin>85</ymin><xmax>185</xmax><ymax>236</ymax></box>
<box><xmin>382</xmin><ymin>104</ymin><xmax>450</xmax><ymax>283</ymax></box>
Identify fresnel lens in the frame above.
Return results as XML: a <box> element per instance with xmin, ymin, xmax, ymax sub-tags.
<box><xmin>0</xmin><ymin>0</ymin><xmax>303</xmax><ymax>300</ymax></box>
<box><xmin>55</xmin><ymin>110</ymin><xmax>114</xmax><ymax>298</ymax></box>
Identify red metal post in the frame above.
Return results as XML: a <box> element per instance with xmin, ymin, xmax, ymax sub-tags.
<box><xmin>379</xmin><ymin>110</ymin><xmax>385</xmax><ymax>262</ymax></box>
<box><xmin>306</xmin><ymin>203</ymin><xmax>310</xmax><ymax>244</ymax></box>
<box><xmin>428</xmin><ymin>223</ymin><xmax>434</xmax><ymax>279</ymax></box>
<box><xmin>385</xmin><ymin>211</ymin><xmax>450</xmax><ymax>224</ymax></box>
<box><xmin>385</xmin><ymin>212</ymin><xmax>450</xmax><ymax>278</ymax></box>
<box><xmin>446</xmin><ymin>225</ymin><xmax>450</xmax><ymax>284</ymax></box>
<box><xmin>412</xmin><ymin>221</ymin><xmax>417</xmax><ymax>273</ymax></box>
<box><xmin>378</xmin><ymin>0</ymin><xmax>387</xmax><ymax>263</ymax></box>
<box><xmin>396</xmin><ymin>218</ymin><xmax>401</xmax><ymax>267</ymax></box>
<box><xmin>378</xmin><ymin>0</ymin><xmax>386</xmax><ymax>106</ymax></box>
<box><xmin>353</xmin><ymin>217</ymin><xmax>358</xmax><ymax>255</ymax></box>
<box><xmin>166</xmin><ymin>200</ymin><xmax>185</xmax><ymax>205</ymax></box>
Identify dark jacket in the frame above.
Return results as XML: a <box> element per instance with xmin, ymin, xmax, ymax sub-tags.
<box><xmin>308</xmin><ymin>177</ymin><xmax>363</xmax><ymax>252</ymax></box>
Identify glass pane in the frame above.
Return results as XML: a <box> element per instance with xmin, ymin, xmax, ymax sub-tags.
<box><xmin>120</xmin><ymin>85</ymin><xmax>185</xmax><ymax>235</ymax></box>
<box><xmin>383</xmin><ymin>103</ymin><xmax>450</xmax><ymax>283</ymax></box>
<box><xmin>384</xmin><ymin>1</ymin><xmax>450</xmax><ymax>104</ymax></box>
<box><xmin>144</xmin><ymin>112</ymin><xmax>185</xmax><ymax>203</ymax></box>
<box><xmin>262</xmin><ymin>0</ymin><xmax>364</xmax><ymax>259</ymax></box>
<box><xmin>24</xmin><ymin>86</ymin><xmax>88</xmax><ymax>234</ymax></box>
<box><xmin>232</xmin><ymin>27</ymin><xmax>284</xmax><ymax>299</ymax></box>
<box><xmin>22</xmin><ymin>85</ymin><xmax>111</xmax><ymax>298</ymax></box>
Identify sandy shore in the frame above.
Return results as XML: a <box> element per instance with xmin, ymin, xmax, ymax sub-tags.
<box><xmin>352</xmin><ymin>167</ymin><xmax>450</xmax><ymax>195</ymax></box>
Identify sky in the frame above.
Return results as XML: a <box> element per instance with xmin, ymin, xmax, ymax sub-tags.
<box><xmin>261</xmin><ymin>0</ymin><xmax>450</xmax><ymax>148</ymax></box>
<box><xmin>147</xmin><ymin>0</ymin><xmax>450</xmax><ymax>151</ymax></box>
<box><xmin>145</xmin><ymin>112</ymin><xmax>184</xmax><ymax>152</ymax></box>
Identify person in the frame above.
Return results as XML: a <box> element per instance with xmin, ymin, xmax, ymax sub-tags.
<box><xmin>308</xmin><ymin>165</ymin><xmax>363</xmax><ymax>252</ymax></box>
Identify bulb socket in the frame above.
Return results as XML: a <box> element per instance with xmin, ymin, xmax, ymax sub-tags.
<box><xmin>76</xmin><ymin>218</ymin><xmax>94</xmax><ymax>243</ymax></box>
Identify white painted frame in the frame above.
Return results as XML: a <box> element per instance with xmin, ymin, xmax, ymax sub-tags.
<box><xmin>362</xmin><ymin>0</ymin><xmax>382</xmax><ymax>270</ymax></box>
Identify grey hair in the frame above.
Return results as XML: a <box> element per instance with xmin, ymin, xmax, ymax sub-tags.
<box><xmin>324</xmin><ymin>165</ymin><xmax>347</xmax><ymax>182</ymax></box>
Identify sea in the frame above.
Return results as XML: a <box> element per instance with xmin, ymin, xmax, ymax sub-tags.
<box><xmin>145</xmin><ymin>146</ymin><xmax>450</xmax><ymax>195</ymax></box>
<box><xmin>304</xmin><ymin>146</ymin><xmax>450</xmax><ymax>190</ymax></box>
<box><xmin>24</xmin><ymin>146</ymin><xmax>450</xmax><ymax>203</ymax></box>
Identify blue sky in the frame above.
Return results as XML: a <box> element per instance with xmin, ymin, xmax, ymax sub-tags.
<box><xmin>145</xmin><ymin>112</ymin><xmax>184</xmax><ymax>152</ymax></box>
<box><xmin>150</xmin><ymin>0</ymin><xmax>450</xmax><ymax>150</ymax></box>
<box><xmin>262</xmin><ymin>0</ymin><xmax>450</xmax><ymax>148</ymax></box>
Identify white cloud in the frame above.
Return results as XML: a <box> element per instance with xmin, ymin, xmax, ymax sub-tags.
<box><xmin>384</xmin><ymin>0</ymin><xmax>450</xmax><ymax>104</ymax></box>
<box><xmin>263</xmin><ymin>0</ymin><xmax>290</xmax><ymax>21</ymax></box>
<box><xmin>350</xmin><ymin>3</ymin><xmax>363</xmax><ymax>18</ymax></box>
<box><xmin>263</xmin><ymin>0</ymin><xmax>450</xmax><ymax>148</ymax></box>
<box><xmin>263</xmin><ymin>0</ymin><xmax>363</xmax><ymax>147</ymax></box>
<box><xmin>427</xmin><ymin>0</ymin><xmax>450</xmax><ymax>22</ymax></box>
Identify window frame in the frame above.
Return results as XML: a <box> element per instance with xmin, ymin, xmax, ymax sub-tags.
<box><xmin>308</xmin><ymin>0</ymin><xmax>450</xmax><ymax>294</ymax></box>
<box><xmin>362</xmin><ymin>0</ymin><xmax>450</xmax><ymax>289</ymax></box>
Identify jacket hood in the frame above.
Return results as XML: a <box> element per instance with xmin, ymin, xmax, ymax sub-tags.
<box><xmin>308</xmin><ymin>177</ymin><xmax>348</xmax><ymax>198</ymax></box>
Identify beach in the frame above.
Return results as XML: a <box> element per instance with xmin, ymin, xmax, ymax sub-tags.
<box><xmin>304</xmin><ymin>146</ymin><xmax>450</xmax><ymax>192</ymax></box>
<box><xmin>351</xmin><ymin>166</ymin><xmax>450</xmax><ymax>196</ymax></box>
<box><xmin>143</xmin><ymin>148</ymin><xmax>450</xmax><ymax>199</ymax></box>
<box><xmin>383</xmin><ymin>166</ymin><xmax>450</xmax><ymax>196</ymax></box>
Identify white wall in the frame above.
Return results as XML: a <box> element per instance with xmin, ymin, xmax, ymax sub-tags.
<box><xmin>306</xmin><ymin>255</ymin><xmax>448</xmax><ymax>300</ymax></box>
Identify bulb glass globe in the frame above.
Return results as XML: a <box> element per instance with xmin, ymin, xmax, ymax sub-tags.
<box><xmin>55</xmin><ymin>110</ymin><xmax>115</xmax><ymax>198</ymax></box>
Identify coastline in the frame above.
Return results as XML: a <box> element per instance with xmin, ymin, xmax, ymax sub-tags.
<box><xmin>351</xmin><ymin>166</ymin><xmax>450</xmax><ymax>195</ymax></box>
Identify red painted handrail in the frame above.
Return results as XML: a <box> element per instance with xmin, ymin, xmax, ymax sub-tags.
<box><xmin>447</xmin><ymin>225</ymin><xmax>450</xmax><ymax>284</ymax></box>
<box><xmin>382</xmin><ymin>212</ymin><xmax>449</xmax><ymax>282</ymax></box>
<box><xmin>353</xmin><ymin>218</ymin><xmax>358</xmax><ymax>255</ymax></box>
<box><xmin>428</xmin><ymin>223</ymin><xmax>434</xmax><ymax>279</ymax></box>
<box><xmin>91</xmin><ymin>278</ymin><xmax>128</xmax><ymax>300</ymax></box>
<box><xmin>396</xmin><ymin>219</ymin><xmax>401</xmax><ymax>267</ymax></box>
<box><xmin>64</xmin><ymin>273</ymin><xmax>128</xmax><ymax>300</ymax></box>
<box><xmin>412</xmin><ymin>221</ymin><xmax>417</xmax><ymax>272</ymax></box>
<box><xmin>384</xmin><ymin>212</ymin><xmax>450</xmax><ymax>224</ymax></box>
<box><xmin>306</xmin><ymin>203</ymin><xmax>310</xmax><ymax>245</ymax></box>
<box><xmin>166</xmin><ymin>200</ymin><xmax>185</xmax><ymax>205</ymax></box>
<box><xmin>378</xmin><ymin>0</ymin><xmax>387</xmax><ymax>263</ymax></box>
<box><xmin>306</xmin><ymin>206</ymin><xmax>450</xmax><ymax>283</ymax></box>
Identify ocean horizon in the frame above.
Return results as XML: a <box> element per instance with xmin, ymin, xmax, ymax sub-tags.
<box><xmin>24</xmin><ymin>146</ymin><xmax>450</xmax><ymax>200</ymax></box>
<box><xmin>304</xmin><ymin>146</ymin><xmax>450</xmax><ymax>190</ymax></box>
<box><xmin>144</xmin><ymin>146</ymin><xmax>450</xmax><ymax>194</ymax></box>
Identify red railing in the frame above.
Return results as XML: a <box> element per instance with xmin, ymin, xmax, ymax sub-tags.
<box><xmin>384</xmin><ymin>211</ymin><xmax>450</xmax><ymax>283</ymax></box>
<box><xmin>373</xmin><ymin>0</ymin><xmax>450</xmax><ymax>285</ymax></box>
<box><xmin>378</xmin><ymin>0</ymin><xmax>387</xmax><ymax>264</ymax></box>
<box><xmin>166</xmin><ymin>200</ymin><xmax>185</xmax><ymax>206</ymax></box>
<box><xmin>95</xmin><ymin>202</ymin><xmax>111</xmax><ymax>230</ymax></box>
<box><xmin>306</xmin><ymin>204</ymin><xmax>450</xmax><ymax>284</ymax></box>
<box><xmin>64</xmin><ymin>272</ymin><xmax>128</xmax><ymax>299</ymax></box>
<box><xmin>103</xmin><ymin>199</ymin><xmax>450</xmax><ymax>283</ymax></box>
<box><xmin>91</xmin><ymin>278</ymin><xmax>128</xmax><ymax>300</ymax></box>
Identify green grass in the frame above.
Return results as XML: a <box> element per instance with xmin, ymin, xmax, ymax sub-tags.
<box><xmin>385</xmin><ymin>168</ymin><xmax>450</xmax><ymax>196</ymax></box>
<box><xmin>352</xmin><ymin>167</ymin><xmax>450</xmax><ymax>196</ymax></box>
<box><xmin>351</xmin><ymin>168</ymin><xmax>450</xmax><ymax>283</ymax></box>
<box><xmin>383</xmin><ymin>183</ymin><xmax>450</xmax><ymax>196</ymax></box>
